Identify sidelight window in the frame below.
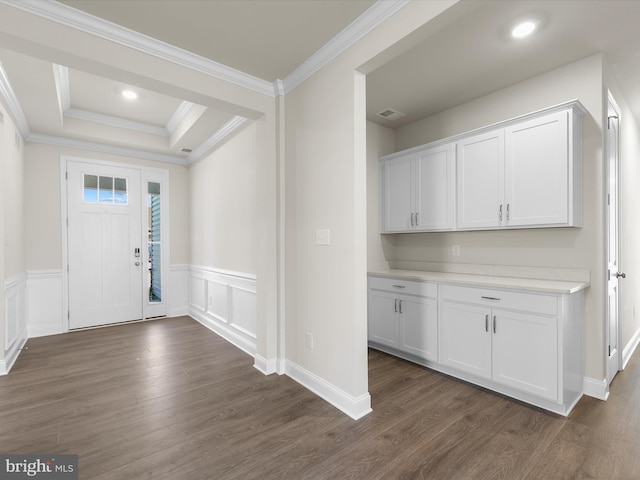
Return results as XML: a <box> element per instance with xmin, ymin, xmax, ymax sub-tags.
<box><xmin>147</xmin><ymin>182</ymin><xmax>162</xmax><ymax>302</ymax></box>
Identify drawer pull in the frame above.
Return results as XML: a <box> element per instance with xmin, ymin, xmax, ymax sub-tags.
<box><xmin>392</xmin><ymin>285</ymin><xmax>406</xmax><ymax>289</ymax></box>
<box><xmin>481</xmin><ymin>296</ymin><xmax>501</xmax><ymax>301</ymax></box>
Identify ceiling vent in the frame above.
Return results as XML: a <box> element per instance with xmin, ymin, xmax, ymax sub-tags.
<box><xmin>376</xmin><ymin>108</ymin><xmax>406</xmax><ymax>122</ymax></box>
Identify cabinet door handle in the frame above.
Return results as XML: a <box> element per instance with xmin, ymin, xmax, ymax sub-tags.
<box><xmin>395</xmin><ymin>299</ymin><xmax>398</xmax><ymax>313</ymax></box>
<box><xmin>481</xmin><ymin>296</ymin><xmax>501</xmax><ymax>301</ymax></box>
<box><xmin>506</xmin><ymin>203</ymin><xmax>510</xmax><ymax>221</ymax></box>
<box><xmin>493</xmin><ymin>315</ymin><xmax>497</xmax><ymax>333</ymax></box>
<box><xmin>392</xmin><ymin>285</ymin><xmax>406</xmax><ymax>289</ymax></box>
<box><xmin>499</xmin><ymin>204</ymin><xmax>503</xmax><ymax>222</ymax></box>
<box><xmin>399</xmin><ymin>300</ymin><xmax>403</xmax><ymax>314</ymax></box>
<box><xmin>485</xmin><ymin>314</ymin><xmax>489</xmax><ymax>332</ymax></box>
<box><xmin>415</xmin><ymin>212</ymin><xmax>419</xmax><ymax>225</ymax></box>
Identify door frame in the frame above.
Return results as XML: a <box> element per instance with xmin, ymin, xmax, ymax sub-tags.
<box><xmin>605</xmin><ymin>91</ymin><xmax>622</xmax><ymax>385</ymax></box>
<box><xmin>60</xmin><ymin>156</ymin><xmax>171</xmax><ymax>331</ymax></box>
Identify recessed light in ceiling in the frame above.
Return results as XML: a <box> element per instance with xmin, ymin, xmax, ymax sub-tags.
<box><xmin>511</xmin><ymin>20</ymin><xmax>537</xmax><ymax>39</ymax></box>
<box><xmin>121</xmin><ymin>89</ymin><xmax>138</xmax><ymax>100</ymax></box>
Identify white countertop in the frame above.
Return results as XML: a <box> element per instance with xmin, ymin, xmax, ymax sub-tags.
<box><xmin>368</xmin><ymin>269</ymin><xmax>590</xmax><ymax>294</ymax></box>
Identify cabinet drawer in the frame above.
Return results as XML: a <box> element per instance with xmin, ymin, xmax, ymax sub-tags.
<box><xmin>369</xmin><ymin>276</ymin><xmax>437</xmax><ymax>298</ymax></box>
<box><xmin>439</xmin><ymin>284</ymin><xmax>557</xmax><ymax>316</ymax></box>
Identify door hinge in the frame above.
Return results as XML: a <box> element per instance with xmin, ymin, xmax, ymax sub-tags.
<box><xmin>608</xmin><ymin>115</ymin><xmax>618</xmax><ymax>130</ymax></box>
<box><xmin>608</xmin><ymin>193</ymin><xmax>610</xmax><ymax>205</ymax></box>
<box><xmin>67</xmin><ymin>311</ymin><xmax>70</xmax><ymax>320</ymax></box>
<box><xmin>65</xmin><ymin>171</ymin><xmax>68</xmax><ymax>180</ymax></box>
<box><xmin>608</xmin><ymin>269</ymin><xmax>611</xmax><ymax>280</ymax></box>
<box><xmin>609</xmin><ymin>345</ymin><xmax>611</xmax><ymax>356</ymax></box>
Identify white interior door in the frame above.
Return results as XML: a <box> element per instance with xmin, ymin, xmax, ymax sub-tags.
<box><xmin>606</xmin><ymin>94</ymin><xmax>622</xmax><ymax>385</ymax></box>
<box><xmin>67</xmin><ymin>161</ymin><xmax>143</xmax><ymax>329</ymax></box>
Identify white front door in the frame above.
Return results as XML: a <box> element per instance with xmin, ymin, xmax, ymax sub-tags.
<box><xmin>606</xmin><ymin>94</ymin><xmax>622</xmax><ymax>384</ymax></box>
<box><xmin>67</xmin><ymin>160</ymin><xmax>143</xmax><ymax>329</ymax></box>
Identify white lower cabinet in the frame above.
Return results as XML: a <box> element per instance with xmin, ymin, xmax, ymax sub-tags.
<box><xmin>369</xmin><ymin>275</ymin><xmax>583</xmax><ymax>416</ymax></box>
<box><xmin>368</xmin><ymin>277</ymin><xmax>438</xmax><ymax>362</ymax></box>
<box><xmin>439</xmin><ymin>302</ymin><xmax>492</xmax><ymax>379</ymax></box>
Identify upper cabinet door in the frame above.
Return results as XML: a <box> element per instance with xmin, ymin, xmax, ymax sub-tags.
<box><xmin>457</xmin><ymin>129</ymin><xmax>505</xmax><ymax>229</ymax></box>
<box><xmin>381</xmin><ymin>155</ymin><xmax>413</xmax><ymax>232</ymax></box>
<box><xmin>414</xmin><ymin>143</ymin><xmax>455</xmax><ymax>231</ymax></box>
<box><xmin>505</xmin><ymin>111</ymin><xmax>569</xmax><ymax>227</ymax></box>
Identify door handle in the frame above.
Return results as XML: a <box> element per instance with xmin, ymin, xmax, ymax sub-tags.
<box><xmin>616</xmin><ymin>272</ymin><xmax>627</xmax><ymax>279</ymax></box>
<box><xmin>135</xmin><ymin>261</ymin><xmax>141</xmax><ymax>266</ymax></box>
<box><xmin>493</xmin><ymin>315</ymin><xmax>497</xmax><ymax>333</ymax></box>
<box><xmin>399</xmin><ymin>300</ymin><xmax>403</xmax><ymax>314</ymax></box>
<box><xmin>395</xmin><ymin>299</ymin><xmax>398</xmax><ymax>313</ymax></box>
<box><xmin>499</xmin><ymin>204</ymin><xmax>503</xmax><ymax>222</ymax></box>
<box><xmin>485</xmin><ymin>314</ymin><xmax>489</xmax><ymax>332</ymax></box>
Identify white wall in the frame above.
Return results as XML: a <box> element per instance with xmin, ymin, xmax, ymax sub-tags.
<box><xmin>385</xmin><ymin>54</ymin><xmax>605</xmax><ymax>381</ymax></box>
<box><xmin>189</xmin><ymin>121</ymin><xmax>257</xmax><ymax>274</ymax></box>
<box><xmin>605</xmin><ymin>62</ymin><xmax>640</xmax><ymax>365</ymax></box>
<box><xmin>366</xmin><ymin>120</ymin><xmax>394</xmax><ymax>271</ymax></box>
<box><xmin>284</xmin><ymin>1</ymin><xmax>458</xmax><ymax>418</ymax></box>
<box><xmin>24</xmin><ymin>144</ymin><xmax>190</xmax><ymax>270</ymax></box>
<box><xmin>0</xmin><ymin>100</ymin><xmax>27</xmax><ymax>373</ymax></box>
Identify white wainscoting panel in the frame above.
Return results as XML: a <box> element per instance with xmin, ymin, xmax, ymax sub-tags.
<box><xmin>189</xmin><ymin>266</ymin><xmax>257</xmax><ymax>357</ymax></box>
<box><xmin>168</xmin><ymin>265</ymin><xmax>189</xmax><ymax>317</ymax></box>
<box><xmin>2</xmin><ymin>273</ymin><xmax>27</xmax><ymax>374</ymax></box>
<box><xmin>26</xmin><ymin>270</ymin><xmax>65</xmax><ymax>338</ymax></box>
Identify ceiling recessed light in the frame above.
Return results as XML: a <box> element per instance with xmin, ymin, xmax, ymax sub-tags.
<box><xmin>511</xmin><ymin>20</ymin><xmax>537</xmax><ymax>39</ymax></box>
<box><xmin>121</xmin><ymin>89</ymin><xmax>138</xmax><ymax>100</ymax></box>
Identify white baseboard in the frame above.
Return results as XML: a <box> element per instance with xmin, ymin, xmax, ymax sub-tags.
<box><xmin>285</xmin><ymin>360</ymin><xmax>372</xmax><ymax>420</ymax></box>
<box><xmin>583</xmin><ymin>376</ymin><xmax>609</xmax><ymax>401</ymax></box>
<box><xmin>189</xmin><ymin>307</ymin><xmax>256</xmax><ymax>357</ymax></box>
<box><xmin>254</xmin><ymin>354</ymin><xmax>278</xmax><ymax>375</ymax></box>
<box><xmin>622</xmin><ymin>327</ymin><xmax>640</xmax><ymax>370</ymax></box>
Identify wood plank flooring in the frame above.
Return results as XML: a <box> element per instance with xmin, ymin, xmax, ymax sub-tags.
<box><xmin>1</xmin><ymin>316</ymin><xmax>639</xmax><ymax>479</ymax></box>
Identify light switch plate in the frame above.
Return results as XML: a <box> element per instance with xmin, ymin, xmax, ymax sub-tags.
<box><xmin>316</xmin><ymin>229</ymin><xmax>330</xmax><ymax>246</ymax></box>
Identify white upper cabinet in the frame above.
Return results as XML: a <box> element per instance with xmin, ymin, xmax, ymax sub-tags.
<box><xmin>380</xmin><ymin>100</ymin><xmax>585</xmax><ymax>233</ymax></box>
<box><xmin>414</xmin><ymin>144</ymin><xmax>455</xmax><ymax>231</ymax></box>
<box><xmin>504</xmin><ymin>110</ymin><xmax>576</xmax><ymax>227</ymax></box>
<box><xmin>457</xmin><ymin>130</ymin><xmax>505</xmax><ymax>229</ymax></box>
<box><xmin>380</xmin><ymin>143</ymin><xmax>455</xmax><ymax>233</ymax></box>
<box><xmin>381</xmin><ymin>155</ymin><xmax>413</xmax><ymax>232</ymax></box>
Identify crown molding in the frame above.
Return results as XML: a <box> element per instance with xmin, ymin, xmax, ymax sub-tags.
<box><xmin>27</xmin><ymin>132</ymin><xmax>188</xmax><ymax>165</ymax></box>
<box><xmin>187</xmin><ymin>115</ymin><xmax>248</xmax><ymax>164</ymax></box>
<box><xmin>1</xmin><ymin>0</ymin><xmax>276</xmax><ymax>97</ymax></box>
<box><xmin>2</xmin><ymin>0</ymin><xmax>412</xmax><ymax>99</ymax></box>
<box><xmin>280</xmin><ymin>0</ymin><xmax>411</xmax><ymax>95</ymax></box>
<box><xmin>64</xmin><ymin>108</ymin><xmax>169</xmax><ymax>137</ymax></box>
<box><xmin>166</xmin><ymin>101</ymin><xmax>194</xmax><ymax>134</ymax></box>
<box><xmin>0</xmin><ymin>61</ymin><xmax>31</xmax><ymax>136</ymax></box>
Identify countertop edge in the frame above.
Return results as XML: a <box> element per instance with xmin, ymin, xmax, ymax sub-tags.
<box><xmin>368</xmin><ymin>270</ymin><xmax>590</xmax><ymax>295</ymax></box>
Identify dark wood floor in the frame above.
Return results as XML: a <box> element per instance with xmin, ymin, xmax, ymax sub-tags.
<box><xmin>1</xmin><ymin>316</ymin><xmax>639</xmax><ymax>479</ymax></box>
